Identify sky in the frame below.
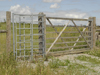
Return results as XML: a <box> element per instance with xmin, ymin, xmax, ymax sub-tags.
<box><xmin>0</xmin><ymin>0</ymin><xmax>100</xmax><ymax>25</ymax></box>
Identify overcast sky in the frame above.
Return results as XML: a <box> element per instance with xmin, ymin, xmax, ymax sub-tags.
<box><xmin>0</xmin><ymin>0</ymin><xmax>100</xmax><ymax>25</ymax></box>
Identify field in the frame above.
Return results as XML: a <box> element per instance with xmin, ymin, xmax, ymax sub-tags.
<box><xmin>0</xmin><ymin>22</ymin><xmax>100</xmax><ymax>75</ymax></box>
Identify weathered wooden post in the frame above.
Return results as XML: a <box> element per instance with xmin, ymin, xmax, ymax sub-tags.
<box><xmin>88</xmin><ymin>17</ymin><xmax>96</xmax><ymax>49</ymax></box>
<box><xmin>88</xmin><ymin>17</ymin><xmax>92</xmax><ymax>48</ymax></box>
<box><xmin>6</xmin><ymin>11</ymin><xmax>11</xmax><ymax>55</ymax></box>
<box><xmin>92</xmin><ymin>17</ymin><xmax>96</xmax><ymax>49</ymax></box>
<box><xmin>38</xmin><ymin>12</ymin><xmax>46</xmax><ymax>56</ymax></box>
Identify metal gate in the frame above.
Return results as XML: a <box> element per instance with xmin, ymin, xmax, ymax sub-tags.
<box><xmin>46</xmin><ymin>17</ymin><xmax>95</xmax><ymax>56</ymax></box>
<box><xmin>12</xmin><ymin>13</ymin><xmax>46</xmax><ymax>61</ymax></box>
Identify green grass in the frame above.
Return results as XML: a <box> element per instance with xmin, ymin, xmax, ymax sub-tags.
<box><xmin>77</xmin><ymin>55</ymin><xmax>100</xmax><ymax>64</ymax></box>
<box><xmin>66</xmin><ymin>63</ymin><xmax>97</xmax><ymax>75</ymax></box>
<box><xmin>85</xmin><ymin>49</ymin><xmax>100</xmax><ymax>57</ymax></box>
<box><xmin>48</xmin><ymin>58</ymin><xmax>70</xmax><ymax>68</ymax></box>
<box><xmin>1</xmin><ymin>22</ymin><xmax>100</xmax><ymax>75</ymax></box>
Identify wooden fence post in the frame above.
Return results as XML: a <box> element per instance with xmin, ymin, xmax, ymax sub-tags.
<box><xmin>92</xmin><ymin>17</ymin><xmax>96</xmax><ymax>49</ymax></box>
<box><xmin>6</xmin><ymin>11</ymin><xmax>11</xmax><ymax>55</ymax></box>
<box><xmin>89</xmin><ymin>17</ymin><xmax>96</xmax><ymax>49</ymax></box>
<box><xmin>88</xmin><ymin>17</ymin><xmax>92</xmax><ymax>48</ymax></box>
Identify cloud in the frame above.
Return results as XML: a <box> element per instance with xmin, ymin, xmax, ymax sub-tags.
<box><xmin>46</xmin><ymin>11</ymin><xmax>89</xmax><ymax>18</ymax></box>
<box><xmin>45</xmin><ymin>10</ymin><xmax>89</xmax><ymax>25</ymax></box>
<box><xmin>43</xmin><ymin>0</ymin><xmax>62</xmax><ymax>3</ymax></box>
<box><xmin>10</xmin><ymin>4</ymin><xmax>31</xmax><ymax>14</ymax></box>
<box><xmin>50</xmin><ymin>3</ymin><xmax>59</xmax><ymax>8</ymax></box>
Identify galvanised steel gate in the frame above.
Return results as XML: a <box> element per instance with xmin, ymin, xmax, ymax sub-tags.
<box><xmin>12</xmin><ymin>13</ymin><xmax>46</xmax><ymax>61</ymax></box>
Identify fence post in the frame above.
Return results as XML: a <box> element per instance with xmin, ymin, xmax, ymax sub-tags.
<box><xmin>43</xmin><ymin>13</ymin><xmax>46</xmax><ymax>57</ymax></box>
<box><xmin>88</xmin><ymin>17</ymin><xmax>92</xmax><ymax>48</ymax></box>
<box><xmin>6</xmin><ymin>11</ymin><xmax>11</xmax><ymax>55</ymax></box>
<box><xmin>89</xmin><ymin>17</ymin><xmax>96</xmax><ymax>49</ymax></box>
<box><xmin>92</xmin><ymin>17</ymin><xmax>96</xmax><ymax>49</ymax></box>
<box><xmin>38</xmin><ymin>12</ymin><xmax>46</xmax><ymax>56</ymax></box>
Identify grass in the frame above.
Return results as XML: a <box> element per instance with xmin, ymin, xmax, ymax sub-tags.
<box><xmin>77</xmin><ymin>55</ymin><xmax>100</xmax><ymax>64</ymax></box>
<box><xmin>48</xmin><ymin>58</ymin><xmax>70</xmax><ymax>68</ymax></box>
<box><xmin>85</xmin><ymin>49</ymin><xmax>100</xmax><ymax>57</ymax></box>
<box><xmin>1</xmin><ymin>22</ymin><xmax>100</xmax><ymax>75</ymax></box>
<box><xmin>66</xmin><ymin>63</ymin><xmax>97</xmax><ymax>75</ymax></box>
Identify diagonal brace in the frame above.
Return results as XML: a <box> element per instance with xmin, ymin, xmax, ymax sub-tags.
<box><xmin>71</xmin><ymin>20</ymin><xmax>91</xmax><ymax>49</ymax></box>
<box><xmin>46</xmin><ymin>21</ymin><xmax>70</xmax><ymax>55</ymax></box>
<box><xmin>71</xmin><ymin>22</ymin><xmax>90</xmax><ymax>50</ymax></box>
<box><xmin>46</xmin><ymin>18</ymin><xmax>69</xmax><ymax>49</ymax></box>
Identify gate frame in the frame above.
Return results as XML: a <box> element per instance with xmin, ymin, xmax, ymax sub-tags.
<box><xmin>46</xmin><ymin>17</ymin><xmax>96</xmax><ymax>56</ymax></box>
<box><xmin>12</xmin><ymin>13</ymin><xmax>46</xmax><ymax>60</ymax></box>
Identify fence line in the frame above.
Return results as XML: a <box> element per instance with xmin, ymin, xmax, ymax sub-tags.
<box><xmin>0</xmin><ymin>11</ymin><xmax>97</xmax><ymax>60</ymax></box>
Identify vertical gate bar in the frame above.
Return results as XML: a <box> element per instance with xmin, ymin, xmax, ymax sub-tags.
<box><xmin>41</xmin><ymin>15</ymin><xmax>44</xmax><ymax>56</ymax></box>
<box><xmin>12</xmin><ymin>13</ymin><xmax>15</xmax><ymax>56</ymax></box>
<box><xmin>91</xmin><ymin>19</ymin><xmax>93</xmax><ymax>49</ymax></box>
<box><xmin>16</xmin><ymin>23</ymin><xmax>17</xmax><ymax>60</ymax></box>
<box><xmin>42</xmin><ymin>14</ymin><xmax>44</xmax><ymax>57</ymax></box>
<box><xmin>19</xmin><ymin>16</ymin><xmax>21</xmax><ymax>57</ymax></box>
<box><xmin>24</xmin><ymin>22</ymin><xmax>25</xmax><ymax>60</ymax></box>
<box><xmin>31</xmin><ymin>15</ymin><xmax>33</xmax><ymax>60</ymax></box>
<box><xmin>93</xmin><ymin>17</ymin><xmax>96</xmax><ymax>49</ymax></box>
<box><xmin>30</xmin><ymin>18</ymin><xmax>32</xmax><ymax>60</ymax></box>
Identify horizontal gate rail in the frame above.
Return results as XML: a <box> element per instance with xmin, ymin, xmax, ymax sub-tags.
<box><xmin>49</xmin><ymin>45</ymin><xmax>88</xmax><ymax>49</ymax></box>
<box><xmin>47</xmin><ymin>17</ymin><xmax>92</xmax><ymax>21</ymax></box>
<box><xmin>46</xmin><ymin>36</ymin><xmax>91</xmax><ymax>39</ymax></box>
<box><xmin>48</xmin><ymin>48</ymin><xmax>91</xmax><ymax>56</ymax></box>
<box><xmin>46</xmin><ymin>40</ymin><xmax>91</xmax><ymax>45</ymax></box>
<box><xmin>96</xmin><ymin>29</ymin><xmax>100</xmax><ymax>31</ymax></box>
<box><xmin>13</xmin><ymin>13</ymin><xmax>45</xmax><ymax>16</ymax></box>
<box><xmin>16</xmin><ymin>28</ymin><xmax>44</xmax><ymax>29</ymax></box>
<box><xmin>46</xmin><ymin>31</ymin><xmax>92</xmax><ymax>34</ymax></box>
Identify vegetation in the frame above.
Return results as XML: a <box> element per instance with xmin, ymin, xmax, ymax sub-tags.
<box><xmin>77</xmin><ymin>55</ymin><xmax>100</xmax><ymax>64</ymax></box>
<box><xmin>0</xmin><ymin>22</ymin><xmax>100</xmax><ymax>75</ymax></box>
<box><xmin>86</xmin><ymin>49</ymin><xmax>100</xmax><ymax>57</ymax></box>
<box><xmin>48</xmin><ymin>58</ymin><xmax>70</xmax><ymax>68</ymax></box>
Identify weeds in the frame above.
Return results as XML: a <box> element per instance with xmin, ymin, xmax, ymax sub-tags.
<box><xmin>48</xmin><ymin>58</ymin><xmax>70</xmax><ymax>68</ymax></box>
<box><xmin>77</xmin><ymin>55</ymin><xmax>100</xmax><ymax>64</ymax></box>
<box><xmin>86</xmin><ymin>49</ymin><xmax>100</xmax><ymax>57</ymax></box>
